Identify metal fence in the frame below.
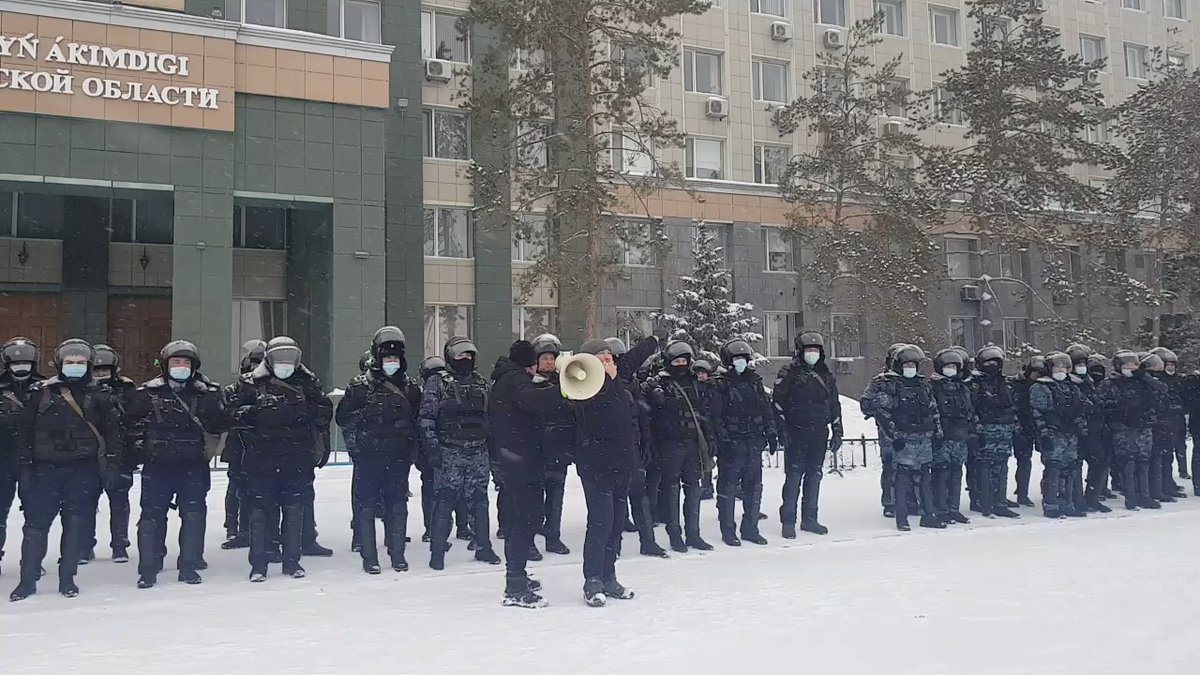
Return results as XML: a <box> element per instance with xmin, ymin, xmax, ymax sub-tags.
<box><xmin>761</xmin><ymin>435</ymin><xmax>883</xmax><ymax>477</ymax></box>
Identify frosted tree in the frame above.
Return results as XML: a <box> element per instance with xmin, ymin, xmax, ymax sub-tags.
<box><xmin>773</xmin><ymin>13</ymin><xmax>944</xmax><ymax>349</ymax></box>
<box><xmin>464</xmin><ymin>0</ymin><xmax>709</xmax><ymax>343</ymax></box>
<box><xmin>656</xmin><ymin>223</ymin><xmax>762</xmax><ymax>356</ymax></box>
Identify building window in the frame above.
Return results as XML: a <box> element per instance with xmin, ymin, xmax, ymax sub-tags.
<box><xmin>328</xmin><ymin>0</ymin><xmax>381</xmax><ymax>43</ymax></box>
<box><xmin>516</xmin><ymin>121</ymin><xmax>549</xmax><ymax>171</ymax></box>
<box><xmin>1003</xmin><ymin>318</ymin><xmax>1029</xmax><ymax>354</ymax></box>
<box><xmin>617</xmin><ymin>308</ymin><xmax>656</xmax><ymax>346</ymax></box>
<box><xmin>817</xmin><ymin>68</ymin><xmax>846</xmax><ymax>104</ymax></box>
<box><xmin>997</xmin><ymin>244</ymin><xmax>1028</xmax><ymax>282</ymax></box>
<box><xmin>423</xmin><ymin>207</ymin><xmax>472</xmax><ymax>258</ymax></box>
<box><xmin>1122</xmin><ymin>0</ymin><xmax>1144</xmax><ymax>9</ymax></box>
<box><xmin>513</xmin><ymin>307</ymin><xmax>557</xmax><ymax>341</ymax></box>
<box><xmin>233</xmin><ymin>205</ymin><xmax>289</xmax><ymax>249</ymax></box>
<box><xmin>753</xmin><ymin>144</ymin><xmax>790</xmax><ymax>185</ymax></box>
<box><xmin>683</xmin><ymin>49</ymin><xmax>723</xmax><ymax>94</ymax></box>
<box><xmin>421</xmin><ymin>10</ymin><xmax>470</xmax><ymax>63</ymax></box>
<box><xmin>111</xmin><ymin>199</ymin><xmax>174</xmax><ymax>245</ymax></box>
<box><xmin>876</xmin><ymin>0</ymin><xmax>905</xmax><ymax>36</ymax></box>
<box><xmin>1080</xmin><ymin>35</ymin><xmax>1106</xmax><ymax>68</ymax></box>
<box><xmin>750</xmin><ymin>0</ymin><xmax>788</xmax><ymax>16</ymax></box>
<box><xmin>9</xmin><ymin>193</ymin><xmax>62</xmax><ymax>240</ymax></box>
<box><xmin>934</xmin><ymin>84</ymin><xmax>964</xmax><ymax>125</ymax></box>
<box><xmin>763</xmin><ymin>227</ymin><xmax>793</xmax><ymax>272</ymax></box>
<box><xmin>764</xmin><ymin>312</ymin><xmax>800</xmax><ymax>358</ymax></box>
<box><xmin>0</xmin><ymin>191</ymin><xmax>11</xmax><ymax>235</ymax></box>
<box><xmin>1125</xmin><ymin>43</ymin><xmax>1149</xmax><ymax>79</ymax></box>
<box><xmin>945</xmin><ymin>236</ymin><xmax>977</xmax><ymax>278</ymax></box>
<box><xmin>232</xmin><ymin>300</ymin><xmax>287</xmax><ymax>367</ymax></box>
<box><xmin>227</xmin><ymin>0</ymin><xmax>286</xmax><ymax>28</ymax></box>
<box><xmin>612</xmin><ymin>133</ymin><xmax>655</xmax><ymax>176</ymax></box>
<box><xmin>1165</xmin><ymin>0</ymin><xmax>1187</xmax><ymax>18</ymax></box>
<box><xmin>424</xmin><ymin>305</ymin><xmax>473</xmax><ymax>356</ymax></box>
<box><xmin>619</xmin><ymin>231</ymin><xmax>657</xmax><ymax>267</ymax></box>
<box><xmin>512</xmin><ymin>214</ymin><xmax>550</xmax><ymax>262</ymax></box>
<box><xmin>422</xmin><ymin>109</ymin><xmax>469</xmax><ymax>160</ymax></box>
<box><xmin>815</xmin><ymin>0</ymin><xmax>847</xmax><ymax>26</ymax></box>
<box><xmin>685</xmin><ymin>138</ymin><xmax>725</xmax><ymax>180</ymax></box>
<box><xmin>829</xmin><ymin>314</ymin><xmax>860</xmax><ymax>358</ymax></box>
<box><xmin>948</xmin><ymin>316</ymin><xmax>977</xmax><ymax>353</ymax></box>
<box><xmin>752</xmin><ymin>59</ymin><xmax>789</xmax><ymax>103</ymax></box>
<box><xmin>697</xmin><ymin>222</ymin><xmax>734</xmax><ymax>269</ymax></box>
<box><xmin>1086</xmin><ymin>116</ymin><xmax>1110</xmax><ymax>144</ymax></box>
<box><xmin>929</xmin><ymin>6</ymin><xmax>960</xmax><ymax>46</ymax></box>
<box><xmin>614</xmin><ymin>44</ymin><xmax>654</xmax><ymax>88</ymax></box>
<box><xmin>883</xmin><ymin>78</ymin><xmax>909</xmax><ymax>117</ymax></box>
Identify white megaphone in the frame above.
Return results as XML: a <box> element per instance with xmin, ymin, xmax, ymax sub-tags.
<box><xmin>555</xmin><ymin>351</ymin><xmax>605</xmax><ymax>401</ymax></box>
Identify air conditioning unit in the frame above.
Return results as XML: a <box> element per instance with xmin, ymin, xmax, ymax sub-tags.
<box><xmin>770</xmin><ymin>22</ymin><xmax>793</xmax><ymax>42</ymax></box>
<box><xmin>705</xmin><ymin>96</ymin><xmax>728</xmax><ymax>119</ymax></box>
<box><xmin>883</xmin><ymin>121</ymin><xmax>904</xmax><ymax>135</ymax></box>
<box><xmin>424</xmin><ymin>59</ymin><xmax>452</xmax><ymax>83</ymax></box>
<box><xmin>960</xmin><ymin>284</ymin><xmax>982</xmax><ymax>302</ymax></box>
<box><xmin>823</xmin><ymin>28</ymin><xmax>844</xmax><ymax>49</ymax></box>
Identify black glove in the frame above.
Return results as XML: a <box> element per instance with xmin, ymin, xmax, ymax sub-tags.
<box><xmin>232</xmin><ymin>405</ymin><xmax>255</xmax><ymax>429</ymax></box>
<box><xmin>893</xmin><ymin>438</ymin><xmax>906</xmax><ymax>452</ymax></box>
<box><xmin>828</xmin><ymin>432</ymin><xmax>843</xmax><ymax>454</ymax></box>
<box><xmin>767</xmin><ymin>434</ymin><xmax>779</xmax><ymax>455</ymax></box>
<box><xmin>317</xmin><ymin>449</ymin><xmax>330</xmax><ymax>469</ymax></box>
<box><xmin>1039</xmin><ymin>435</ymin><xmax>1054</xmax><ymax>456</ymax></box>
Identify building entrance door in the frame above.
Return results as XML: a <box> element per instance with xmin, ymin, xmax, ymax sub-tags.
<box><xmin>108</xmin><ymin>296</ymin><xmax>172</xmax><ymax>383</ymax></box>
<box><xmin>0</xmin><ymin>292</ymin><xmax>63</xmax><ymax>368</ymax></box>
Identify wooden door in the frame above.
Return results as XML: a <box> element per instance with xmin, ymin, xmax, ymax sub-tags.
<box><xmin>0</xmin><ymin>292</ymin><xmax>63</xmax><ymax>370</ymax></box>
<box><xmin>108</xmin><ymin>296</ymin><xmax>173</xmax><ymax>383</ymax></box>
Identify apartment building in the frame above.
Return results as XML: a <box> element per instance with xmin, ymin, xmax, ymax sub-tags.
<box><xmin>0</xmin><ymin>0</ymin><xmax>1193</xmax><ymax>392</ymax></box>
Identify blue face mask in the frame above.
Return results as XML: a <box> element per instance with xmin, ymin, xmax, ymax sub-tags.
<box><xmin>169</xmin><ymin>366</ymin><xmax>192</xmax><ymax>382</ymax></box>
<box><xmin>803</xmin><ymin>352</ymin><xmax>820</xmax><ymax>366</ymax></box>
<box><xmin>62</xmin><ymin>363</ymin><xmax>87</xmax><ymax>380</ymax></box>
<box><xmin>902</xmin><ymin>366</ymin><xmax>918</xmax><ymax>379</ymax></box>
<box><xmin>382</xmin><ymin>362</ymin><xmax>401</xmax><ymax>376</ymax></box>
<box><xmin>273</xmin><ymin>364</ymin><xmax>295</xmax><ymax>380</ymax></box>
<box><xmin>732</xmin><ymin>358</ymin><xmax>748</xmax><ymax>373</ymax></box>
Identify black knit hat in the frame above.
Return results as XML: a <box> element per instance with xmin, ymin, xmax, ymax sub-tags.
<box><xmin>509</xmin><ymin>340</ymin><xmax>537</xmax><ymax>368</ymax></box>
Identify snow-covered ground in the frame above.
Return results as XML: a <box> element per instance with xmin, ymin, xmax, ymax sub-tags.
<box><xmin>4</xmin><ymin>460</ymin><xmax>1200</xmax><ymax>674</ymax></box>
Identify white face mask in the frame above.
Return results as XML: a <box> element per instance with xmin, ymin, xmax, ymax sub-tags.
<box><xmin>1122</xmin><ymin>368</ymin><xmax>1135</xmax><ymax>378</ymax></box>
<box><xmin>1074</xmin><ymin>364</ymin><xmax>1088</xmax><ymax>375</ymax></box>
<box><xmin>382</xmin><ymin>361</ymin><xmax>401</xmax><ymax>376</ymax></box>
<box><xmin>168</xmin><ymin>366</ymin><xmax>192</xmax><ymax>382</ymax></box>
<box><xmin>732</xmin><ymin>358</ymin><xmax>748</xmax><ymax>373</ymax></box>
<box><xmin>803</xmin><ymin>351</ymin><xmax>820</xmax><ymax>366</ymax></box>
<box><xmin>273</xmin><ymin>364</ymin><xmax>296</xmax><ymax>380</ymax></box>
<box><xmin>1052</xmin><ymin>371</ymin><xmax>1067</xmax><ymax>381</ymax></box>
<box><xmin>942</xmin><ymin>366</ymin><xmax>958</xmax><ymax>378</ymax></box>
<box><xmin>902</xmin><ymin>366</ymin><xmax>918</xmax><ymax>379</ymax></box>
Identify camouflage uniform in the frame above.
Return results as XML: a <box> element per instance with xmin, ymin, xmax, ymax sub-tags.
<box><xmin>1029</xmin><ymin>377</ymin><xmax>1086</xmax><ymax>516</ymax></box>
<box><xmin>969</xmin><ymin>370</ymin><xmax>1018</xmax><ymax>517</ymax></box>
<box><xmin>419</xmin><ymin>368</ymin><xmax>493</xmax><ymax>561</ymax></box>
<box><xmin>860</xmin><ymin>373</ymin><xmax>896</xmax><ymax>514</ymax></box>
<box><xmin>1099</xmin><ymin>372</ymin><xmax>1158</xmax><ymax>509</ymax></box>
<box><xmin>930</xmin><ymin>371</ymin><xmax>975</xmax><ymax>520</ymax></box>
<box><xmin>869</xmin><ymin>372</ymin><xmax>941</xmax><ymax>527</ymax></box>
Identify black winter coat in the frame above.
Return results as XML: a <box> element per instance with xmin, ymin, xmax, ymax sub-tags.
<box><xmin>124</xmin><ymin>376</ymin><xmax>223</xmax><ymax>465</ymax></box>
<box><xmin>572</xmin><ymin>375</ymin><xmax>638</xmax><ymax>478</ymax></box>
<box><xmin>21</xmin><ymin>376</ymin><xmax>123</xmax><ymax>470</ymax></box>
<box><xmin>487</xmin><ymin>357</ymin><xmax>565</xmax><ymax>482</ymax></box>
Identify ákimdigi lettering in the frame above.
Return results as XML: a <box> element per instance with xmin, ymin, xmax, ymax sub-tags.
<box><xmin>0</xmin><ymin>32</ymin><xmax>220</xmax><ymax>110</ymax></box>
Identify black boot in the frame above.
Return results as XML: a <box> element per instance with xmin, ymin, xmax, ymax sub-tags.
<box><xmin>683</xmin><ymin>486</ymin><xmax>712</xmax><ymax>551</ymax></box>
<box><xmin>388</xmin><ymin>503</ymin><xmax>409</xmax><ymax>572</ymax></box>
<box><xmin>9</xmin><ymin>526</ymin><xmax>47</xmax><ymax>602</ymax></box>
<box><xmin>300</xmin><ymin>501</ymin><xmax>333</xmax><ymax>558</ymax></box>
<box><xmin>739</xmin><ymin>474</ymin><xmax>767</xmax><ymax>544</ymax></box>
<box><xmin>631</xmin><ymin>490</ymin><xmax>666</xmax><ymax>556</ymax></box>
<box><xmin>58</xmin><ymin>515</ymin><xmax>84</xmax><ymax>598</ymax></box>
<box><xmin>429</xmin><ymin>493</ymin><xmax>453</xmax><ymax>570</ymax></box>
<box><xmin>247</xmin><ymin>504</ymin><xmax>271</xmax><ymax>578</ymax></box>
<box><xmin>894</xmin><ymin>467</ymin><xmax>912</xmax><ymax>531</ymax></box>
<box><xmin>989</xmin><ymin>461</ymin><xmax>1019</xmax><ymax>518</ymax></box>
<box><xmin>665</xmin><ymin>483</ymin><xmax>687</xmax><ymax>552</ymax></box>
<box><xmin>1137</xmin><ymin>459</ymin><xmax>1159</xmax><ymax>509</ymax></box>
<box><xmin>1121</xmin><ymin>460</ymin><xmax>1139</xmax><ymax>510</ymax></box>
<box><xmin>975</xmin><ymin>459</ymin><xmax>993</xmax><ymax>516</ymax></box>
<box><xmin>780</xmin><ymin>471</ymin><xmax>801</xmax><ymax>536</ymax></box>
<box><xmin>281</xmin><ymin>503</ymin><xmax>306</xmax><ymax>578</ymax></box>
<box><xmin>357</xmin><ymin>507</ymin><xmax>380</xmax><ymax>574</ymax></box>
<box><xmin>502</xmin><ymin>573</ymin><xmax>547</xmax><ymax>609</ymax></box>
<box><xmin>177</xmin><ymin>510</ymin><xmax>206</xmax><ymax>584</ymax></box>
<box><xmin>1042</xmin><ymin>466</ymin><xmax>1062</xmax><ymax>518</ymax></box>
<box><xmin>717</xmin><ymin>495</ymin><xmax>739</xmax><ymax>546</ymax></box>
<box><xmin>799</xmin><ymin>472</ymin><xmax>828</xmax><ymax>535</ymax></box>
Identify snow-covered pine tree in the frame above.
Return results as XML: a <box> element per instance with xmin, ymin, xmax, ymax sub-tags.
<box><xmin>656</xmin><ymin>223</ymin><xmax>762</xmax><ymax>356</ymax></box>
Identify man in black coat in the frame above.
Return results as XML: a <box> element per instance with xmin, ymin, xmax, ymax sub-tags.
<box><xmin>488</xmin><ymin>341</ymin><xmax>566</xmax><ymax>609</ymax></box>
<box><xmin>573</xmin><ymin>338</ymin><xmax>639</xmax><ymax>607</ymax></box>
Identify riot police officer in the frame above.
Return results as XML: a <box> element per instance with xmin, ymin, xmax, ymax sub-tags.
<box><xmin>0</xmin><ymin>337</ymin><xmax>43</xmax><ymax>575</ymax></box>
<box><xmin>10</xmin><ymin>339</ymin><xmax>123</xmax><ymax>602</ymax></box>
<box><xmin>862</xmin><ymin>343</ymin><xmax>908</xmax><ymax>518</ymax></box>
<box><xmin>336</xmin><ymin>327</ymin><xmax>421</xmax><ymax>574</ymax></box>
<box><xmin>772</xmin><ymin>332</ymin><xmax>841</xmax><ymax>537</ymax></box>
<box><xmin>1099</xmin><ymin>351</ymin><xmax>1159</xmax><ymax>510</ymax></box>
<box><xmin>531</xmin><ymin>334</ymin><xmax>573</xmax><ymax>556</ymax></box>
<box><xmin>420</xmin><ymin>337</ymin><xmax>501</xmax><ymax>569</ymax></box>
<box><xmin>1029</xmin><ymin>352</ymin><xmax>1088</xmax><ymax>519</ymax></box>
<box><xmin>124</xmin><ymin>341</ymin><xmax>223</xmax><ymax>588</ymax></box>
<box><xmin>708</xmin><ymin>338</ymin><xmax>777</xmax><ymax>546</ymax></box>
<box><xmin>220</xmin><ymin>339</ymin><xmax>265</xmax><ymax>551</ymax></box>
<box><xmin>346</xmin><ymin>349</ymin><xmax>371</xmax><ymax>553</ymax></box>
<box><xmin>968</xmin><ymin>346</ymin><xmax>1020</xmax><ymax>518</ymax></box>
<box><xmin>1068</xmin><ymin>345</ymin><xmax>1111</xmax><ymax>513</ymax></box>
<box><xmin>83</xmin><ymin>344</ymin><xmax>137</xmax><ymax>564</ymax></box>
<box><xmin>1149</xmin><ymin>347</ymin><xmax>1188</xmax><ymax>500</ymax></box>
<box><xmin>228</xmin><ymin>337</ymin><xmax>333</xmax><ymax>582</ymax></box>
<box><xmin>642</xmin><ymin>340</ymin><xmax>715</xmax><ymax>552</ymax></box>
<box><xmin>1140</xmin><ymin>352</ymin><xmax>1184</xmax><ymax>504</ymax></box>
<box><xmin>871</xmin><ymin>345</ymin><xmax>945</xmax><ymax>531</ymax></box>
<box><xmin>1085</xmin><ymin>353</ymin><xmax>1117</xmax><ymax>499</ymax></box>
<box><xmin>1011</xmin><ymin>355</ymin><xmax>1046</xmax><ymax>508</ymax></box>
<box><xmin>929</xmin><ymin>348</ymin><xmax>974</xmax><ymax>524</ymax></box>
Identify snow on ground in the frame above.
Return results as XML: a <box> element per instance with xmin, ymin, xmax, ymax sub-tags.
<box><xmin>4</xmin><ymin>461</ymin><xmax>1200</xmax><ymax>675</ymax></box>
